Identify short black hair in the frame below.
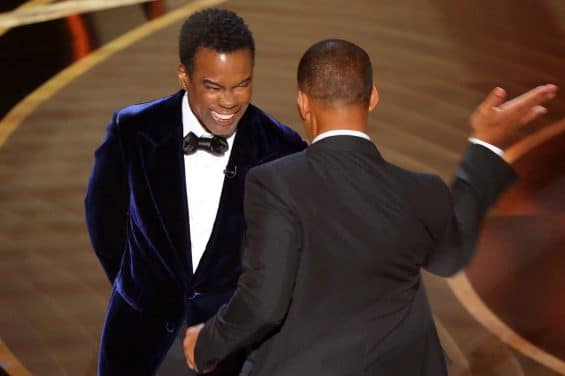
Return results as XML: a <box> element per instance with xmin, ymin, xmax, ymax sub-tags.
<box><xmin>297</xmin><ymin>39</ymin><xmax>373</xmax><ymax>106</ymax></box>
<box><xmin>178</xmin><ymin>8</ymin><xmax>255</xmax><ymax>75</ymax></box>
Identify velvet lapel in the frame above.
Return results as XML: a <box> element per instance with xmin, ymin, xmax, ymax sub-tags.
<box><xmin>137</xmin><ymin>91</ymin><xmax>192</xmax><ymax>284</ymax></box>
<box><xmin>192</xmin><ymin>107</ymin><xmax>263</xmax><ymax>280</ymax></box>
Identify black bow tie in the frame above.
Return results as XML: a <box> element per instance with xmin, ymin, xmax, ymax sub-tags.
<box><xmin>183</xmin><ymin>132</ymin><xmax>228</xmax><ymax>156</ymax></box>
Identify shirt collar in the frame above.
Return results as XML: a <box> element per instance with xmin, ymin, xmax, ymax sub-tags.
<box><xmin>182</xmin><ymin>92</ymin><xmax>209</xmax><ymax>137</ymax></box>
<box><xmin>312</xmin><ymin>130</ymin><xmax>371</xmax><ymax>144</ymax></box>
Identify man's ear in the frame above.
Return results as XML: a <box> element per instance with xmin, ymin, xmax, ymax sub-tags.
<box><xmin>177</xmin><ymin>64</ymin><xmax>189</xmax><ymax>89</ymax></box>
<box><xmin>368</xmin><ymin>84</ymin><xmax>380</xmax><ymax>112</ymax></box>
<box><xmin>297</xmin><ymin>90</ymin><xmax>310</xmax><ymax>121</ymax></box>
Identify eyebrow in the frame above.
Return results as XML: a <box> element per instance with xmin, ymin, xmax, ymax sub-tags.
<box><xmin>203</xmin><ymin>79</ymin><xmax>222</xmax><ymax>88</ymax></box>
<box><xmin>235</xmin><ymin>77</ymin><xmax>252</xmax><ymax>87</ymax></box>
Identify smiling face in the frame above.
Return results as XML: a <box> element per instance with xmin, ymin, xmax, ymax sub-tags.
<box><xmin>178</xmin><ymin>47</ymin><xmax>253</xmax><ymax>137</ymax></box>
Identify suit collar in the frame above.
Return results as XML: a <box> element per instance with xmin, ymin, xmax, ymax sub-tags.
<box><xmin>308</xmin><ymin>134</ymin><xmax>383</xmax><ymax>160</ymax></box>
<box><xmin>137</xmin><ymin>90</ymin><xmax>185</xmax><ymax>146</ymax></box>
<box><xmin>312</xmin><ymin>130</ymin><xmax>370</xmax><ymax>143</ymax></box>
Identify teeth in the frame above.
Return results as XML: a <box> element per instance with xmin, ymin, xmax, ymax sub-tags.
<box><xmin>212</xmin><ymin>111</ymin><xmax>235</xmax><ymax>121</ymax></box>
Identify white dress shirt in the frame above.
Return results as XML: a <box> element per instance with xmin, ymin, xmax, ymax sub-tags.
<box><xmin>312</xmin><ymin>129</ymin><xmax>371</xmax><ymax>143</ymax></box>
<box><xmin>182</xmin><ymin>93</ymin><xmax>236</xmax><ymax>272</ymax></box>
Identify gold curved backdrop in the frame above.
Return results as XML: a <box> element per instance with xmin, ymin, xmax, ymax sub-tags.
<box><xmin>0</xmin><ymin>0</ymin><xmax>563</xmax><ymax>375</ymax></box>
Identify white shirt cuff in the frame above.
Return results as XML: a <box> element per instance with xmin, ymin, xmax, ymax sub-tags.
<box><xmin>468</xmin><ymin>137</ymin><xmax>504</xmax><ymax>157</ymax></box>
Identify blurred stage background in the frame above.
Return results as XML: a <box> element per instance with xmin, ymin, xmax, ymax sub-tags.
<box><xmin>0</xmin><ymin>0</ymin><xmax>564</xmax><ymax>375</ymax></box>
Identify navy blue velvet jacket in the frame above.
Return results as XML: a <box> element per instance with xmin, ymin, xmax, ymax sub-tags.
<box><xmin>85</xmin><ymin>90</ymin><xmax>306</xmax><ymax>326</ymax></box>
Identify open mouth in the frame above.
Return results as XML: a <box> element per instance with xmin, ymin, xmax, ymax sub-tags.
<box><xmin>211</xmin><ymin>110</ymin><xmax>237</xmax><ymax>124</ymax></box>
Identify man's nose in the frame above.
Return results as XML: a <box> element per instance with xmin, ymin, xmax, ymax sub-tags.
<box><xmin>219</xmin><ymin>90</ymin><xmax>236</xmax><ymax>108</ymax></box>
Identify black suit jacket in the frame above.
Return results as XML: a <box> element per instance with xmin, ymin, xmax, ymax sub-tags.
<box><xmin>84</xmin><ymin>90</ymin><xmax>305</xmax><ymax>372</ymax></box>
<box><xmin>194</xmin><ymin>136</ymin><xmax>516</xmax><ymax>375</ymax></box>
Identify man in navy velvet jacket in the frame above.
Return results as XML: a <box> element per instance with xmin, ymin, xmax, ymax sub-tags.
<box><xmin>84</xmin><ymin>8</ymin><xmax>305</xmax><ymax>376</ymax></box>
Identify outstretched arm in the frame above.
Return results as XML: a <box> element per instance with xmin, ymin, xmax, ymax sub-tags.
<box><xmin>424</xmin><ymin>84</ymin><xmax>558</xmax><ymax>276</ymax></box>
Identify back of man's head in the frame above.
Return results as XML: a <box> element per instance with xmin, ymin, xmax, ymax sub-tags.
<box><xmin>297</xmin><ymin>39</ymin><xmax>373</xmax><ymax>107</ymax></box>
<box><xmin>178</xmin><ymin>8</ymin><xmax>255</xmax><ymax>75</ymax></box>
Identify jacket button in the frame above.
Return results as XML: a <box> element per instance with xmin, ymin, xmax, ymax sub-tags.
<box><xmin>188</xmin><ymin>291</ymin><xmax>201</xmax><ymax>300</ymax></box>
<box><xmin>165</xmin><ymin>322</ymin><xmax>176</xmax><ymax>333</ymax></box>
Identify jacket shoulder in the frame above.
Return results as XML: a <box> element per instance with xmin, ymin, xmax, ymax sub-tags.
<box><xmin>385</xmin><ymin>162</ymin><xmax>447</xmax><ymax>194</ymax></box>
<box><xmin>253</xmin><ymin>149</ymin><xmax>307</xmax><ymax>171</ymax></box>
<box><xmin>245</xmin><ymin>151</ymin><xmax>308</xmax><ymax>211</ymax></box>
<box><xmin>111</xmin><ymin>91</ymin><xmax>182</xmax><ymax>129</ymax></box>
<box><xmin>385</xmin><ymin>161</ymin><xmax>451</xmax><ymax>240</ymax></box>
<box><xmin>247</xmin><ymin>150</ymin><xmax>308</xmax><ymax>189</ymax></box>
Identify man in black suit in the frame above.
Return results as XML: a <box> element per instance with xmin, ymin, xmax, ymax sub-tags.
<box><xmin>84</xmin><ymin>8</ymin><xmax>305</xmax><ymax>376</ymax></box>
<box><xmin>182</xmin><ymin>39</ymin><xmax>558</xmax><ymax>375</ymax></box>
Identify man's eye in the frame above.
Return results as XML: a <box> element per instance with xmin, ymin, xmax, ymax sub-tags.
<box><xmin>206</xmin><ymin>86</ymin><xmax>220</xmax><ymax>91</ymax></box>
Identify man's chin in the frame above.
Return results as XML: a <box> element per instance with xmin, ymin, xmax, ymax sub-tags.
<box><xmin>206</xmin><ymin>123</ymin><xmax>238</xmax><ymax>138</ymax></box>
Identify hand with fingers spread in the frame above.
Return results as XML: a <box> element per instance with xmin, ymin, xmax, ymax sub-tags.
<box><xmin>470</xmin><ymin>84</ymin><xmax>558</xmax><ymax>150</ymax></box>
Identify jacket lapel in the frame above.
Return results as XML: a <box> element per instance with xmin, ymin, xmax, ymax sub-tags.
<box><xmin>192</xmin><ymin>106</ymin><xmax>266</xmax><ymax>279</ymax></box>
<box><xmin>137</xmin><ymin>91</ymin><xmax>192</xmax><ymax>283</ymax></box>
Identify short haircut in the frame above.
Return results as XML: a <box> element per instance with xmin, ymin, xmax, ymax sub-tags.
<box><xmin>297</xmin><ymin>39</ymin><xmax>373</xmax><ymax>106</ymax></box>
<box><xmin>178</xmin><ymin>8</ymin><xmax>255</xmax><ymax>74</ymax></box>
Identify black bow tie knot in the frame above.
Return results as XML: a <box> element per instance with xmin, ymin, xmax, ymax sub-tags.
<box><xmin>183</xmin><ymin>132</ymin><xmax>228</xmax><ymax>156</ymax></box>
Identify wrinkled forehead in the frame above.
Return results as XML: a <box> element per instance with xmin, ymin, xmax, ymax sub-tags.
<box><xmin>190</xmin><ymin>48</ymin><xmax>254</xmax><ymax>85</ymax></box>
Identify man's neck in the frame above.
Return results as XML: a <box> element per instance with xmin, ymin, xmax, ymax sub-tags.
<box><xmin>311</xmin><ymin>104</ymin><xmax>369</xmax><ymax>138</ymax></box>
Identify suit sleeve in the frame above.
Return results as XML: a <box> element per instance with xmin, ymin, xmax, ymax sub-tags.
<box><xmin>84</xmin><ymin>113</ymin><xmax>130</xmax><ymax>283</ymax></box>
<box><xmin>194</xmin><ymin>167</ymin><xmax>302</xmax><ymax>371</ymax></box>
<box><xmin>423</xmin><ymin>143</ymin><xmax>517</xmax><ymax>277</ymax></box>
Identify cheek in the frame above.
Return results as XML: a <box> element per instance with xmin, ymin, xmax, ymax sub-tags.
<box><xmin>236</xmin><ymin>87</ymin><xmax>253</xmax><ymax>103</ymax></box>
<box><xmin>196</xmin><ymin>94</ymin><xmax>220</xmax><ymax>112</ymax></box>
